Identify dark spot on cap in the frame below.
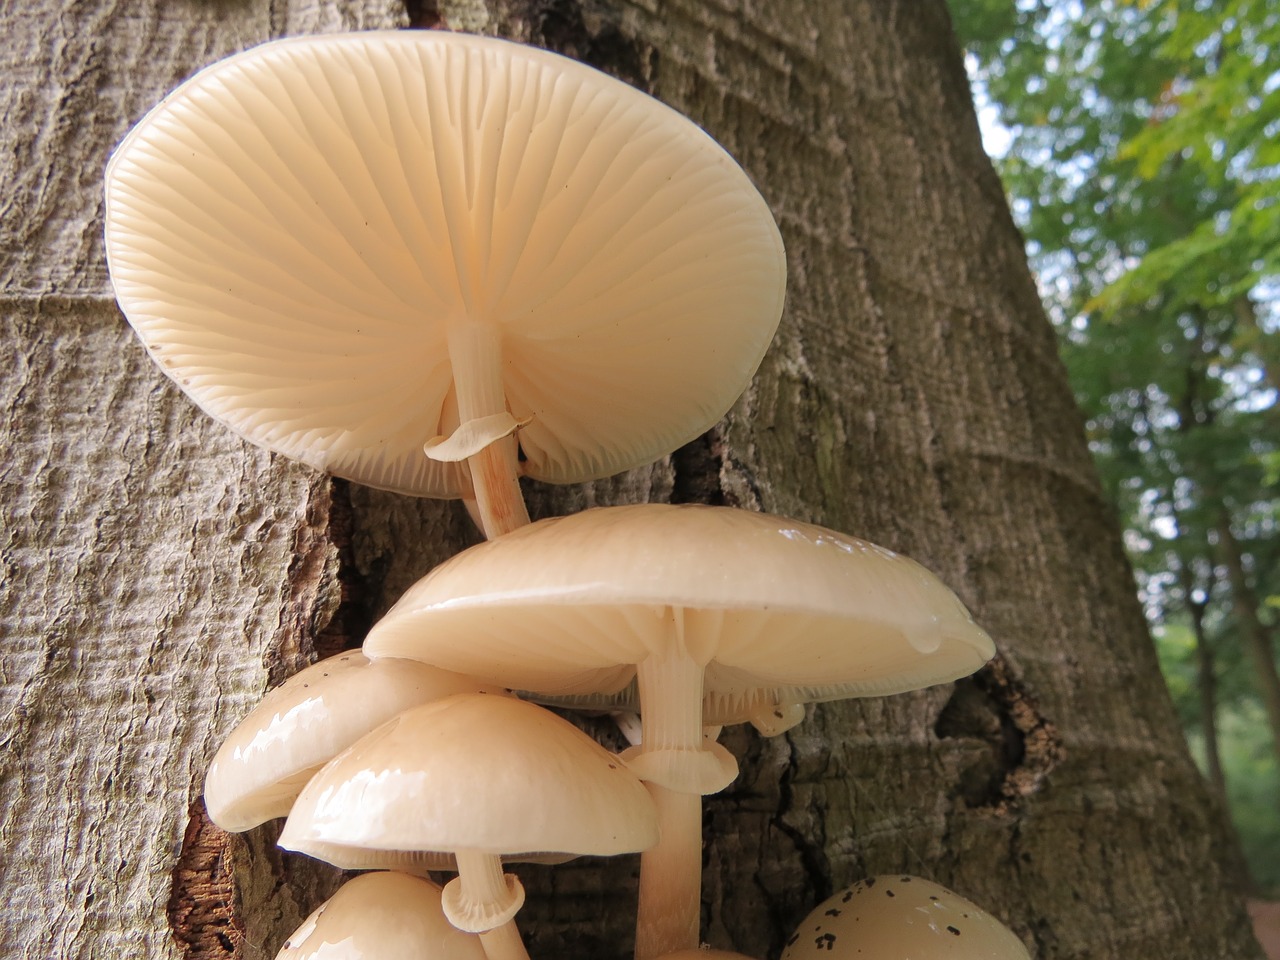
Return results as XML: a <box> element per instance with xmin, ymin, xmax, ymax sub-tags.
<box><xmin>901</xmin><ymin>876</ymin><xmax>912</xmax><ymax>882</ymax></box>
<box><xmin>947</xmin><ymin>926</ymin><xmax>961</xmax><ymax>936</ymax></box>
<box><xmin>815</xmin><ymin>933</ymin><xmax>837</xmax><ymax>951</ymax></box>
<box><xmin>785</xmin><ymin>933</ymin><xmax>799</xmax><ymax>947</ymax></box>
<box><xmin>864</xmin><ymin>878</ymin><xmax>876</xmax><ymax>888</ymax></box>
<box><xmin>841</xmin><ymin>891</ymin><xmax>854</xmax><ymax>903</ymax></box>
<box><xmin>886</xmin><ymin>889</ymin><xmax>895</xmax><ymax>897</ymax></box>
<box><xmin>824</xmin><ymin>908</ymin><xmax>841</xmax><ymax>917</ymax></box>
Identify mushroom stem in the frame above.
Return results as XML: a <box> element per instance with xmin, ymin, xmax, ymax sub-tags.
<box><xmin>446</xmin><ymin>323</ymin><xmax>530</xmax><ymax>539</ymax></box>
<box><xmin>447</xmin><ymin>849</ymin><xmax>531</xmax><ymax>960</ymax></box>
<box><xmin>633</xmin><ymin>633</ymin><xmax>707</xmax><ymax>960</ymax></box>
<box><xmin>479</xmin><ymin>921</ymin><xmax>532</xmax><ymax>960</ymax></box>
<box><xmin>635</xmin><ymin>785</ymin><xmax>702</xmax><ymax>960</ymax></box>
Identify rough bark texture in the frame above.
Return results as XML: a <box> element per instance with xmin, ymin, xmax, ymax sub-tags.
<box><xmin>0</xmin><ymin>4</ymin><xmax>402</xmax><ymax>959</ymax></box>
<box><xmin>0</xmin><ymin>1</ymin><xmax>1264</xmax><ymax>959</ymax></box>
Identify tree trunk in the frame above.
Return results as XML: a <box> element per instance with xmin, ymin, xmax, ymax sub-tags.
<box><xmin>1214</xmin><ymin>509</ymin><xmax>1280</xmax><ymax>774</ymax></box>
<box><xmin>1187</xmin><ymin>579</ymin><xmax>1228</xmax><ymax>800</ymax></box>
<box><xmin>0</xmin><ymin>2</ymin><xmax>1264</xmax><ymax>960</ymax></box>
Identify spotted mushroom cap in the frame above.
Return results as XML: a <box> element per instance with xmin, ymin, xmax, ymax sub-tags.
<box><xmin>104</xmin><ymin>31</ymin><xmax>785</xmax><ymax>497</ymax></box>
<box><xmin>276</xmin><ymin>871</ymin><xmax>487</xmax><ymax>960</ymax></box>
<box><xmin>780</xmin><ymin>876</ymin><xmax>1032</xmax><ymax>959</ymax></box>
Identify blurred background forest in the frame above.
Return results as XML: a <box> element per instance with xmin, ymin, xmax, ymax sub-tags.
<box><xmin>951</xmin><ymin>0</ymin><xmax>1279</xmax><ymax>894</ymax></box>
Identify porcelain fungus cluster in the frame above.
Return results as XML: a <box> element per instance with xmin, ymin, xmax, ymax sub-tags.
<box><xmin>104</xmin><ymin>28</ymin><xmax>1021</xmax><ymax>960</ymax></box>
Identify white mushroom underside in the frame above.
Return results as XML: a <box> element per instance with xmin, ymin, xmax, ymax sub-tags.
<box><xmin>363</xmin><ymin>505</ymin><xmax>994</xmax><ymax>698</ymax></box>
<box><xmin>368</xmin><ymin>604</ymin><xmax>989</xmax><ymax>698</ymax></box>
<box><xmin>105</xmin><ymin>32</ymin><xmax>786</xmax><ymax>497</ymax></box>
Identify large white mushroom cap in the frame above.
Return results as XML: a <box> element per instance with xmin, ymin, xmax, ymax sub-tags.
<box><xmin>363</xmin><ymin>503</ymin><xmax>995</xmax><ymax>701</ymax></box>
<box><xmin>104</xmin><ymin>31</ymin><xmax>786</xmax><ymax>497</ymax></box>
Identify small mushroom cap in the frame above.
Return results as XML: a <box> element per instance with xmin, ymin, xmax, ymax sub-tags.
<box><xmin>364</xmin><ymin>504</ymin><xmax>994</xmax><ymax>700</ymax></box>
<box><xmin>204</xmin><ymin>653</ymin><xmax>505</xmax><ymax>832</ymax></box>
<box><xmin>276</xmin><ymin>871</ymin><xmax>488</xmax><ymax>960</ymax></box>
<box><xmin>104</xmin><ymin>31</ymin><xmax>785</xmax><ymax>497</ymax></box>
<box><xmin>278</xmin><ymin>693</ymin><xmax>658</xmax><ymax>867</ymax></box>
<box><xmin>779</xmin><ymin>876</ymin><xmax>1032</xmax><ymax>959</ymax></box>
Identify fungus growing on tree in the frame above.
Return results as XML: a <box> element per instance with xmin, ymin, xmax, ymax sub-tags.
<box><xmin>279</xmin><ymin>693</ymin><xmax>659</xmax><ymax>960</ymax></box>
<box><xmin>276</xmin><ymin>871</ymin><xmax>488</xmax><ymax>960</ymax></box>
<box><xmin>103</xmin><ymin>30</ymin><xmax>785</xmax><ymax>538</ymax></box>
<box><xmin>780</xmin><ymin>876</ymin><xmax>1032</xmax><ymax>959</ymax></box>
<box><xmin>363</xmin><ymin>503</ymin><xmax>995</xmax><ymax>957</ymax></box>
<box><xmin>100</xmin><ymin>24</ymin><xmax>1034</xmax><ymax>960</ymax></box>
<box><xmin>205</xmin><ymin>652</ymin><xmax>505</xmax><ymax>831</ymax></box>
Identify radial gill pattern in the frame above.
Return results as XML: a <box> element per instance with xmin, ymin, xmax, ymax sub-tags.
<box><xmin>104</xmin><ymin>32</ymin><xmax>786</xmax><ymax>496</ymax></box>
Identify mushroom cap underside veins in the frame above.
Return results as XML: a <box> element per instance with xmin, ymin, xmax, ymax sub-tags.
<box><xmin>363</xmin><ymin>504</ymin><xmax>995</xmax><ymax>700</ymax></box>
<box><xmin>104</xmin><ymin>31</ymin><xmax>786</xmax><ymax>497</ymax></box>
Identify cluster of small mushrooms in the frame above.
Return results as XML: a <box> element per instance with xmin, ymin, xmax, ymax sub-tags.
<box><xmin>105</xmin><ymin>29</ymin><xmax>1033</xmax><ymax>960</ymax></box>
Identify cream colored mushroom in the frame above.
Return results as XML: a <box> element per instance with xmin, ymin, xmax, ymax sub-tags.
<box><xmin>362</xmin><ymin>503</ymin><xmax>996</xmax><ymax>959</ymax></box>
<box><xmin>104</xmin><ymin>31</ymin><xmax>785</xmax><ymax>539</ymax></box>
<box><xmin>278</xmin><ymin>693</ymin><xmax>658</xmax><ymax>960</ymax></box>
<box><xmin>539</xmin><ymin>681</ymin><xmax>809</xmax><ymax>738</ymax></box>
<box><xmin>204</xmin><ymin>652</ymin><xmax>505</xmax><ymax>832</ymax></box>
<box><xmin>779</xmin><ymin>876</ymin><xmax>1032</xmax><ymax>959</ymax></box>
<box><xmin>276</xmin><ymin>871</ymin><xmax>488</xmax><ymax>960</ymax></box>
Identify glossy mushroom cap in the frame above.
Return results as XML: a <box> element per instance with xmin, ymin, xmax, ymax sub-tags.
<box><xmin>204</xmin><ymin>652</ymin><xmax>505</xmax><ymax>832</ymax></box>
<box><xmin>104</xmin><ymin>31</ymin><xmax>785</xmax><ymax>498</ymax></box>
<box><xmin>364</xmin><ymin>503</ymin><xmax>995</xmax><ymax>701</ymax></box>
<box><xmin>276</xmin><ymin>872</ymin><xmax>487</xmax><ymax>960</ymax></box>
<box><xmin>780</xmin><ymin>876</ymin><xmax>1032</xmax><ymax>959</ymax></box>
<box><xmin>278</xmin><ymin>693</ymin><xmax>658</xmax><ymax>867</ymax></box>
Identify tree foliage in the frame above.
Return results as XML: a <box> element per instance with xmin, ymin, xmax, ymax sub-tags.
<box><xmin>951</xmin><ymin>0</ymin><xmax>1279</xmax><ymax>892</ymax></box>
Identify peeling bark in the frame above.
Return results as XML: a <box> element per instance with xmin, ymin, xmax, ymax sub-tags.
<box><xmin>168</xmin><ymin>804</ymin><xmax>241</xmax><ymax>959</ymax></box>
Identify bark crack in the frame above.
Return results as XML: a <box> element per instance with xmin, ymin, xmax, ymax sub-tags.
<box><xmin>404</xmin><ymin>0</ymin><xmax>444</xmax><ymax>29</ymax></box>
<box><xmin>166</xmin><ymin>802</ymin><xmax>241</xmax><ymax>960</ymax></box>
<box><xmin>934</xmin><ymin>655</ymin><xmax>1064</xmax><ymax>813</ymax></box>
<box><xmin>669</xmin><ymin>431</ymin><xmax>728</xmax><ymax>507</ymax></box>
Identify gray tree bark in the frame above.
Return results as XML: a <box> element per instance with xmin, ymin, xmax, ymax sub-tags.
<box><xmin>0</xmin><ymin>1</ymin><xmax>1264</xmax><ymax>960</ymax></box>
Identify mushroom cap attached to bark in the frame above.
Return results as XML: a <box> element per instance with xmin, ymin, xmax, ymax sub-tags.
<box><xmin>278</xmin><ymin>693</ymin><xmax>658</xmax><ymax>867</ymax></box>
<box><xmin>204</xmin><ymin>652</ymin><xmax>505</xmax><ymax>832</ymax></box>
<box><xmin>363</xmin><ymin>503</ymin><xmax>995</xmax><ymax>702</ymax></box>
<box><xmin>276</xmin><ymin>871</ymin><xmax>487</xmax><ymax>960</ymax></box>
<box><xmin>104</xmin><ymin>31</ymin><xmax>786</xmax><ymax>498</ymax></box>
<box><xmin>779</xmin><ymin>876</ymin><xmax>1032</xmax><ymax>960</ymax></box>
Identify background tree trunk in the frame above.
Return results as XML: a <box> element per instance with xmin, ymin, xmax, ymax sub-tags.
<box><xmin>0</xmin><ymin>1</ymin><xmax>1264</xmax><ymax>959</ymax></box>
